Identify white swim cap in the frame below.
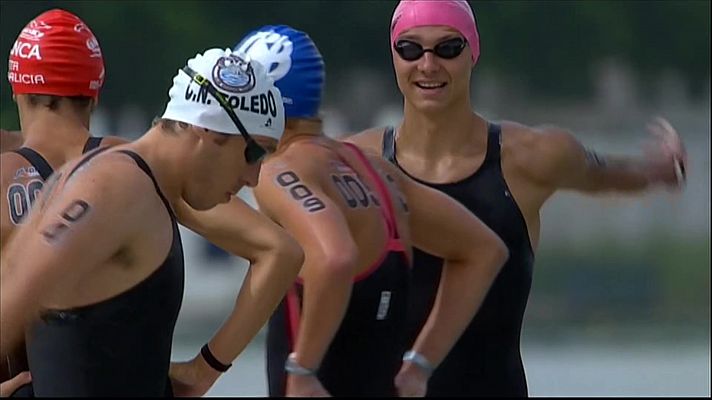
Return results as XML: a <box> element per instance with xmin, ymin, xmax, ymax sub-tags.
<box><xmin>161</xmin><ymin>48</ymin><xmax>285</xmax><ymax>140</ymax></box>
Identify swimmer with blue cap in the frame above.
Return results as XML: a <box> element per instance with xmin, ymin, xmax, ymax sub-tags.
<box><xmin>234</xmin><ymin>25</ymin><xmax>508</xmax><ymax>397</ymax></box>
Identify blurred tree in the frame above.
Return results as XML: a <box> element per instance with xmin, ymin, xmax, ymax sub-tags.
<box><xmin>0</xmin><ymin>0</ymin><xmax>709</xmax><ymax>129</ymax></box>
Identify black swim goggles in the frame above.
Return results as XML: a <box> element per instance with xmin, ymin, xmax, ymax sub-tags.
<box><xmin>394</xmin><ymin>37</ymin><xmax>468</xmax><ymax>61</ymax></box>
<box><xmin>181</xmin><ymin>65</ymin><xmax>267</xmax><ymax>165</ymax></box>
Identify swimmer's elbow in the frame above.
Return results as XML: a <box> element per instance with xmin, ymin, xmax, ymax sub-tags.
<box><xmin>491</xmin><ymin>237</ymin><xmax>509</xmax><ymax>271</ymax></box>
<box><xmin>303</xmin><ymin>242</ymin><xmax>360</xmax><ymax>282</ymax></box>
<box><xmin>470</xmin><ymin>233</ymin><xmax>508</xmax><ymax>275</ymax></box>
<box><xmin>271</xmin><ymin>233</ymin><xmax>305</xmax><ymax>273</ymax></box>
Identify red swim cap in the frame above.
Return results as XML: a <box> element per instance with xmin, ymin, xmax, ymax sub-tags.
<box><xmin>7</xmin><ymin>9</ymin><xmax>105</xmax><ymax>99</ymax></box>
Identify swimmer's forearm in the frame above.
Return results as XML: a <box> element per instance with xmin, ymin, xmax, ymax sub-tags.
<box><xmin>411</xmin><ymin>250</ymin><xmax>505</xmax><ymax>367</ymax></box>
<box><xmin>293</xmin><ymin>258</ymin><xmax>355</xmax><ymax>370</ymax></box>
<box><xmin>581</xmin><ymin>153</ymin><xmax>656</xmax><ymax>192</ymax></box>
<box><xmin>204</xmin><ymin>238</ymin><xmax>302</xmax><ymax>366</ymax></box>
<box><xmin>0</xmin><ymin>276</ymin><xmax>33</xmax><ymax>358</ymax></box>
<box><xmin>570</xmin><ymin>150</ymin><xmax>680</xmax><ymax>193</ymax></box>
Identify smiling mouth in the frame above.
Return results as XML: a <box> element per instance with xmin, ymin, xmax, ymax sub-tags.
<box><xmin>415</xmin><ymin>82</ymin><xmax>447</xmax><ymax>89</ymax></box>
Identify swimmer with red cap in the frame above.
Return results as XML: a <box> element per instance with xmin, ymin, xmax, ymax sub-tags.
<box><xmin>0</xmin><ymin>9</ymin><xmax>129</xmax><ymax>397</ymax></box>
<box><xmin>346</xmin><ymin>0</ymin><xmax>688</xmax><ymax>396</ymax></box>
<box><xmin>1</xmin><ymin>8</ymin><xmax>128</xmax><ymax>245</ymax></box>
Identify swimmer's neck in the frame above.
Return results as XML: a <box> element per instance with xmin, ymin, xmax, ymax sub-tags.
<box><xmin>19</xmin><ymin>107</ymin><xmax>91</xmax><ymax>153</ymax></box>
<box><xmin>398</xmin><ymin>102</ymin><xmax>487</xmax><ymax>158</ymax></box>
<box><xmin>278</xmin><ymin>118</ymin><xmax>324</xmax><ymax>150</ymax></box>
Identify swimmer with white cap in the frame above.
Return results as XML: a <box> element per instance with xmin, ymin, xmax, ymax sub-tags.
<box><xmin>1</xmin><ymin>47</ymin><xmax>303</xmax><ymax>396</ymax></box>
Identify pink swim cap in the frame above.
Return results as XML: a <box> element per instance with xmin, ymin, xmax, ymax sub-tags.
<box><xmin>390</xmin><ymin>0</ymin><xmax>480</xmax><ymax>64</ymax></box>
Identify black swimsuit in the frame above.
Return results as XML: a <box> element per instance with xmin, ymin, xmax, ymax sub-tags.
<box><xmin>267</xmin><ymin>143</ymin><xmax>411</xmax><ymax>396</ymax></box>
<box><xmin>24</xmin><ymin>149</ymin><xmax>185</xmax><ymax>396</ymax></box>
<box><xmin>383</xmin><ymin>123</ymin><xmax>535</xmax><ymax>397</ymax></box>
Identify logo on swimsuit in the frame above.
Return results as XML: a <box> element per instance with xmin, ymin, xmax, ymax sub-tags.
<box><xmin>376</xmin><ymin>291</ymin><xmax>392</xmax><ymax>320</ymax></box>
<box><xmin>212</xmin><ymin>55</ymin><xmax>255</xmax><ymax>94</ymax></box>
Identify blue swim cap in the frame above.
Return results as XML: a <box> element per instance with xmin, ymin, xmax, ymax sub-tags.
<box><xmin>234</xmin><ymin>25</ymin><xmax>324</xmax><ymax>119</ymax></box>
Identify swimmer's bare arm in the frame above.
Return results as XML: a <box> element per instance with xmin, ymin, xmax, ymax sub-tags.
<box><xmin>254</xmin><ymin>161</ymin><xmax>359</xmax><ymax>380</ymax></box>
<box><xmin>388</xmin><ymin>162</ymin><xmax>508</xmax><ymax>370</ymax></box>
<box><xmin>525</xmin><ymin>118</ymin><xmax>687</xmax><ymax>194</ymax></box>
<box><xmin>0</xmin><ymin>154</ymin><xmax>26</xmax><ymax>249</ymax></box>
<box><xmin>172</xmin><ymin>196</ymin><xmax>303</xmax><ymax>375</ymax></box>
<box><xmin>0</xmin><ymin>159</ymin><xmax>155</xmax><ymax>356</ymax></box>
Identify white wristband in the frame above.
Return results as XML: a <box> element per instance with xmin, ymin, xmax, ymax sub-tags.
<box><xmin>285</xmin><ymin>352</ymin><xmax>317</xmax><ymax>376</ymax></box>
<box><xmin>402</xmin><ymin>350</ymin><xmax>435</xmax><ymax>376</ymax></box>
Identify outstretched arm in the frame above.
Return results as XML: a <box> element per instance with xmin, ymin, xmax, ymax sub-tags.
<box><xmin>170</xmin><ymin>195</ymin><xmax>304</xmax><ymax>395</ymax></box>
<box><xmin>528</xmin><ymin>117</ymin><xmax>686</xmax><ymax>194</ymax></box>
<box><xmin>390</xmin><ymin>165</ymin><xmax>508</xmax><ymax>395</ymax></box>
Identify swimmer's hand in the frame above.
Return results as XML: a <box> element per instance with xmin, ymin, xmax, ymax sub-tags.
<box><xmin>0</xmin><ymin>371</ymin><xmax>31</xmax><ymax>397</ymax></box>
<box><xmin>643</xmin><ymin>117</ymin><xmax>688</xmax><ymax>190</ymax></box>
<box><xmin>169</xmin><ymin>356</ymin><xmax>220</xmax><ymax>397</ymax></box>
<box><xmin>286</xmin><ymin>374</ymin><xmax>331</xmax><ymax>397</ymax></box>
<box><xmin>395</xmin><ymin>362</ymin><xmax>428</xmax><ymax>397</ymax></box>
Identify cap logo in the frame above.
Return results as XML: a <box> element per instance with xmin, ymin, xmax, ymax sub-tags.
<box><xmin>10</xmin><ymin>40</ymin><xmax>42</xmax><ymax>60</ymax></box>
<box><xmin>235</xmin><ymin>31</ymin><xmax>293</xmax><ymax>81</ymax></box>
<box><xmin>212</xmin><ymin>55</ymin><xmax>255</xmax><ymax>93</ymax></box>
<box><xmin>85</xmin><ymin>37</ymin><xmax>102</xmax><ymax>58</ymax></box>
<box><xmin>19</xmin><ymin>20</ymin><xmax>52</xmax><ymax>42</ymax></box>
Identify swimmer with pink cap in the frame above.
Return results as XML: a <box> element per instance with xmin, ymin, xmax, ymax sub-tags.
<box><xmin>390</xmin><ymin>0</ymin><xmax>480</xmax><ymax>64</ymax></box>
<box><xmin>345</xmin><ymin>1</ymin><xmax>688</xmax><ymax>397</ymax></box>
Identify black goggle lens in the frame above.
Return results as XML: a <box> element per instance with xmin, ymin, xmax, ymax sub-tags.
<box><xmin>394</xmin><ymin>37</ymin><xmax>467</xmax><ymax>61</ymax></box>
